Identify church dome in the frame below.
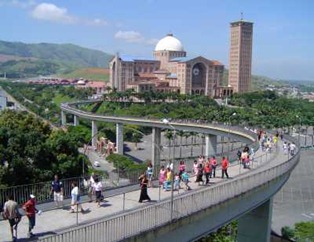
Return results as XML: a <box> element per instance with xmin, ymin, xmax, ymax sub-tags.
<box><xmin>154</xmin><ymin>34</ymin><xmax>184</xmax><ymax>52</ymax></box>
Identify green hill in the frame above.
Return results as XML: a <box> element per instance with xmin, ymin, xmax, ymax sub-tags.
<box><xmin>0</xmin><ymin>40</ymin><xmax>113</xmax><ymax>78</ymax></box>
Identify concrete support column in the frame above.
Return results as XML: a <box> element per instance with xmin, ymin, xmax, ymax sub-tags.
<box><xmin>92</xmin><ymin>120</ymin><xmax>98</xmax><ymax>148</ymax></box>
<box><xmin>237</xmin><ymin>198</ymin><xmax>273</xmax><ymax>242</ymax></box>
<box><xmin>205</xmin><ymin>134</ymin><xmax>217</xmax><ymax>158</ymax></box>
<box><xmin>152</xmin><ymin>127</ymin><xmax>161</xmax><ymax>170</ymax></box>
<box><xmin>73</xmin><ymin>115</ymin><xmax>79</xmax><ymax>126</ymax></box>
<box><xmin>116</xmin><ymin>123</ymin><xmax>124</xmax><ymax>155</ymax></box>
<box><xmin>61</xmin><ymin>111</ymin><xmax>66</xmax><ymax>126</ymax></box>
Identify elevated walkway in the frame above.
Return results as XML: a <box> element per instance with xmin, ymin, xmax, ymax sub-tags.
<box><xmin>0</xmin><ymin>139</ymin><xmax>296</xmax><ymax>242</ymax></box>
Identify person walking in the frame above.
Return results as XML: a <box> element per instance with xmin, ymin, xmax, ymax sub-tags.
<box><xmin>195</xmin><ymin>163</ymin><xmax>204</xmax><ymax>186</ymax></box>
<box><xmin>163</xmin><ymin>167</ymin><xmax>172</xmax><ymax>191</ymax></box>
<box><xmin>93</xmin><ymin>177</ymin><xmax>103</xmax><ymax>207</ymax></box>
<box><xmin>50</xmin><ymin>175</ymin><xmax>63</xmax><ymax>208</ymax></box>
<box><xmin>3</xmin><ymin>195</ymin><xmax>21</xmax><ymax>241</ymax></box>
<box><xmin>221</xmin><ymin>156</ymin><xmax>229</xmax><ymax>179</ymax></box>
<box><xmin>22</xmin><ymin>194</ymin><xmax>38</xmax><ymax>238</ymax></box>
<box><xmin>146</xmin><ymin>162</ymin><xmax>153</xmax><ymax>188</ymax></box>
<box><xmin>159</xmin><ymin>165</ymin><xmax>167</xmax><ymax>187</ymax></box>
<box><xmin>138</xmin><ymin>174</ymin><xmax>151</xmax><ymax>203</ymax></box>
<box><xmin>181</xmin><ymin>171</ymin><xmax>191</xmax><ymax>190</ymax></box>
<box><xmin>70</xmin><ymin>182</ymin><xmax>85</xmax><ymax>213</ymax></box>
<box><xmin>88</xmin><ymin>173</ymin><xmax>95</xmax><ymax>202</ymax></box>
<box><xmin>204</xmin><ymin>161</ymin><xmax>212</xmax><ymax>185</ymax></box>
<box><xmin>178</xmin><ymin>160</ymin><xmax>186</xmax><ymax>178</ymax></box>
<box><xmin>210</xmin><ymin>156</ymin><xmax>217</xmax><ymax>178</ymax></box>
<box><xmin>193</xmin><ymin>160</ymin><xmax>199</xmax><ymax>182</ymax></box>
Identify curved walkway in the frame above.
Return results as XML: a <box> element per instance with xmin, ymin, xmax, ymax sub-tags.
<box><xmin>0</xmin><ymin>138</ymin><xmax>298</xmax><ymax>241</ymax></box>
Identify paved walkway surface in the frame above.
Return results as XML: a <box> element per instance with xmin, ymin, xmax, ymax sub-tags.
<box><xmin>0</xmin><ymin>140</ymin><xmax>288</xmax><ymax>242</ymax></box>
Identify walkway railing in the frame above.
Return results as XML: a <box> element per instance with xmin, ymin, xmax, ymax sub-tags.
<box><xmin>0</xmin><ymin>177</ymin><xmax>81</xmax><ymax>206</ymax></box>
<box><xmin>38</xmin><ymin>138</ymin><xmax>299</xmax><ymax>242</ymax></box>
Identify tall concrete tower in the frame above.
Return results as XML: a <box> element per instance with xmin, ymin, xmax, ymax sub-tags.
<box><xmin>228</xmin><ymin>18</ymin><xmax>253</xmax><ymax>93</ymax></box>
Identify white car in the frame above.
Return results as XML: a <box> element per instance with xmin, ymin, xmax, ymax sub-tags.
<box><xmin>93</xmin><ymin>161</ymin><xmax>100</xmax><ymax>167</ymax></box>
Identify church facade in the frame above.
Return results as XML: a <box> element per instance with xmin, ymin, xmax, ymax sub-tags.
<box><xmin>109</xmin><ymin>34</ymin><xmax>231</xmax><ymax>97</ymax></box>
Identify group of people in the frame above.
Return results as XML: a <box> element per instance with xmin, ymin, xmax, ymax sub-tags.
<box><xmin>2</xmin><ymin>193</ymin><xmax>40</xmax><ymax>241</ymax></box>
<box><xmin>157</xmin><ymin>155</ymin><xmax>230</xmax><ymax>193</ymax></box>
<box><xmin>2</xmin><ymin>174</ymin><xmax>106</xmax><ymax>241</ymax></box>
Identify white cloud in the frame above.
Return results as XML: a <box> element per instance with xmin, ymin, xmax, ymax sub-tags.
<box><xmin>31</xmin><ymin>3</ymin><xmax>76</xmax><ymax>24</ymax></box>
<box><xmin>30</xmin><ymin>2</ymin><xmax>107</xmax><ymax>26</ymax></box>
<box><xmin>115</xmin><ymin>30</ymin><xmax>158</xmax><ymax>45</ymax></box>
<box><xmin>115</xmin><ymin>31</ymin><xmax>144</xmax><ymax>43</ymax></box>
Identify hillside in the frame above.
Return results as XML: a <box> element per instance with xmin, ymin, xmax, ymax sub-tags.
<box><xmin>0</xmin><ymin>40</ymin><xmax>113</xmax><ymax>78</ymax></box>
<box><xmin>223</xmin><ymin>69</ymin><xmax>284</xmax><ymax>91</ymax></box>
<box><xmin>61</xmin><ymin>67</ymin><xmax>110</xmax><ymax>82</ymax></box>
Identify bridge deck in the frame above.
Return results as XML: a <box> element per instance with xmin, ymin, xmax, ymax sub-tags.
<box><xmin>0</xmin><ymin>143</ymin><xmax>289</xmax><ymax>241</ymax></box>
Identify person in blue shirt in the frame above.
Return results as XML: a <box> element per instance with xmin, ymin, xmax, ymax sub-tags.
<box><xmin>50</xmin><ymin>175</ymin><xmax>63</xmax><ymax>208</ymax></box>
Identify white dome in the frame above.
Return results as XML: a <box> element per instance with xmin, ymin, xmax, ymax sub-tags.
<box><xmin>155</xmin><ymin>34</ymin><xmax>184</xmax><ymax>52</ymax></box>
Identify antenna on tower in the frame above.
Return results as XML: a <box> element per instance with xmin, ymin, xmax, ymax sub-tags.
<box><xmin>240</xmin><ymin>12</ymin><xmax>244</xmax><ymax>20</ymax></box>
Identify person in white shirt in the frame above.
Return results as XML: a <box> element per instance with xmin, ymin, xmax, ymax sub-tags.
<box><xmin>290</xmin><ymin>143</ymin><xmax>296</xmax><ymax>156</ymax></box>
<box><xmin>93</xmin><ymin>177</ymin><xmax>103</xmax><ymax>207</ymax></box>
<box><xmin>70</xmin><ymin>182</ymin><xmax>85</xmax><ymax>213</ymax></box>
<box><xmin>88</xmin><ymin>173</ymin><xmax>95</xmax><ymax>202</ymax></box>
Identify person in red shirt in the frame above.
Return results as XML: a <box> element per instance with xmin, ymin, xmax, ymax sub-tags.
<box><xmin>23</xmin><ymin>194</ymin><xmax>38</xmax><ymax>238</ymax></box>
<box><xmin>221</xmin><ymin>157</ymin><xmax>229</xmax><ymax>179</ymax></box>
<box><xmin>210</xmin><ymin>156</ymin><xmax>217</xmax><ymax>178</ymax></box>
<box><xmin>204</xmin><ymin>160</ymin><xmax>212</xmax><ymax>185</ymax></box>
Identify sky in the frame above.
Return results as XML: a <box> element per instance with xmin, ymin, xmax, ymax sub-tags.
<box><xmin>0</xmin><ymin>0</ymin><xmax>313</xmax><ymax>81</ymax></box>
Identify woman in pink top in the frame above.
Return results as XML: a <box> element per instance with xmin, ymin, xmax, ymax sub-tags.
<box><xmin>178</xmin><ymin>160</ymin><xmax>186</xmax><ymax>178</ymax></box>
<box><xmin>159</xmin><ymin>165</ymin><xmax>167</xmax><ymax>186</ymax></box>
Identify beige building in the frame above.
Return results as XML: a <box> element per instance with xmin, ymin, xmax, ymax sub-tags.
<box><xmin>109</xmin><ymin>34</ymin><xmax>225</xmax><ymax>97</ymax></box>
<box><xmin>228</xmin><ymin>19</ymin><xmax>253</xmax><ymax>93</ymax></box>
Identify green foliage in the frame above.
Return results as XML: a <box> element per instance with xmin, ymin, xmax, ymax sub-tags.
<box><xmin>281</xmin><ymin>226</ymin><xmax>295</xmax><ymax>240</ymax></box>
<box><xmin>106</xmin><ymin>153</ymin><xmax>146</xmax><ymax>173</ymax></box>
<box><xmin>1</xmin><ymin>82</ymin><xmax>94</xmax><ymax>125</ymax></box>
<box><xmin>294</xmin><ymin>221</ymin><xmax>314</xmax><ymax>241</ymax></box>
<box><xmin>0</xmin><ymin>110</ymin><xmax>86</xmax><ymax>187</ymax></box>
<box><xmin>61</xmin><ymin>68</ymin><xmax>109</xmax><ymax>82</ymax></box>
<box><xmin>0</xmin><ymin>40</ymin><xmax>112</xmax><ymax>77</ymax></box>
<box><xmin>199</xmin><ymin>221</ymin><xmax>237</xmax><ymax>242</ymax></box>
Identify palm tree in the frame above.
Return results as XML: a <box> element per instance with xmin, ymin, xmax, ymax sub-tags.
<box><xmin>164</xmin><ymin>130</ymin><xmax>173</xmax><ymax>159</ymax></box>
<box><xmin>177</xmin><ymin>130</ymin><xmax>185</xmax><ymax>158</ymax></box>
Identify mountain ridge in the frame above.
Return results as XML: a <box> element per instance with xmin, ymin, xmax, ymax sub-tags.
<box><xmin>0</xmin><ymin>40</ymin><xmax>113</xmax><ymax>78</ymax></box>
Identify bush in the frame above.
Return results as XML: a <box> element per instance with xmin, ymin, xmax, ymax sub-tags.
<box><xmin>106</xmin><ymin>153</ymin><xmax>146</xmax><ymax>172</ymax></box>
<box><xmin>281</xmin><ymin>226</ymin><xmax>295</xmax><ymax>240</ymax></box>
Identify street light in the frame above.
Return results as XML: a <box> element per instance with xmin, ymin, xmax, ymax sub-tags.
<box><xmin>227</xmin><ymin>113</ymin><xmax>236</xmax><ymax>159</ymax></box>
<box><xmin>296</xmin><ymin>115</ymin><xmax>302</xmax><ymax>145</ymax></box>
<box><xmin>162</xmin><ymin>118</ymin><xmax>176</xmax><ymax>221</ymax></box>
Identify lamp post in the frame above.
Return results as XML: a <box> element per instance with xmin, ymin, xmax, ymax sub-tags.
<box><xmin>227</xmin><ymin>113</ymin><xmax>236</xmax><ymax>159</ymax></box>
<box><xmin>296</xmin><ymin>115</ymin><xmax>302</xmax><ymax>145</ymax></box>
<box><xmin>162</xmin><ymin>118</ymin><xmax>176</xmax><ymax>221</ymax></box>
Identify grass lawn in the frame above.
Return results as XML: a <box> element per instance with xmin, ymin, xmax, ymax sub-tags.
<box><xmin>53</xmin><ymin>93</ymin><xmax>74</xmax><ymax>106</ymax></box>
<box><xmin>61</xmin><ymin>67</ymin><xmax>109</xmax><ymax>82</ymax></box>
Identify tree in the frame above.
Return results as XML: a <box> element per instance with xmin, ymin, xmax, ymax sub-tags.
<box><xmin>0</xmin><ymin>110</ymin><xmax>86</xmax><ymax>187</ymax></box>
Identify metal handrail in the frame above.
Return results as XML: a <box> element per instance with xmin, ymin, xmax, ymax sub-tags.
<box><xmin>38</xmin><ymin>135</ymin><xmax>299</xmax><ymax>242</ymax></box>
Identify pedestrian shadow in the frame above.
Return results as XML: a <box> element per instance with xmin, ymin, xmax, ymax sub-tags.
<box><xmin>15</xmin><ymin>231</ymin><xmax>56</xmax><ymax>241</ymax></box>
<box><xmin>99</xmin><ymin>203</ymin><xmax>112</xmax><ymax>208</ymax></box>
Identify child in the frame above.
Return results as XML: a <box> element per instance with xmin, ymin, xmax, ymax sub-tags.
<box><xmin>174</xmin><ymin>173</ymin><xmax>180</xmax><ymax>190</ymax></box>
<box><xmin>181</xmin><ymin>171</ymin><xmax>191</xmax><ymax>190</ymax></box>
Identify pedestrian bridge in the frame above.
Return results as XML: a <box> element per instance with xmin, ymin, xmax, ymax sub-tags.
<box><xmin>32</xmin><ymin>101</ymin><xmax>300</xmax><ymax>242</ymax></box>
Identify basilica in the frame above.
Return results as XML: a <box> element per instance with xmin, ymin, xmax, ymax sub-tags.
<box><xmin>109</xmin><ymin>33</ymin><xmax>233</xmax><ymax>97</ymax></box>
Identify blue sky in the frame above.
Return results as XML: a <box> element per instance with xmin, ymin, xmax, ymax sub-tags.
<box><xmin>0</xmin><ymin>0</ymin><xmax>313</xmax><ymax>80</ymax></box>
